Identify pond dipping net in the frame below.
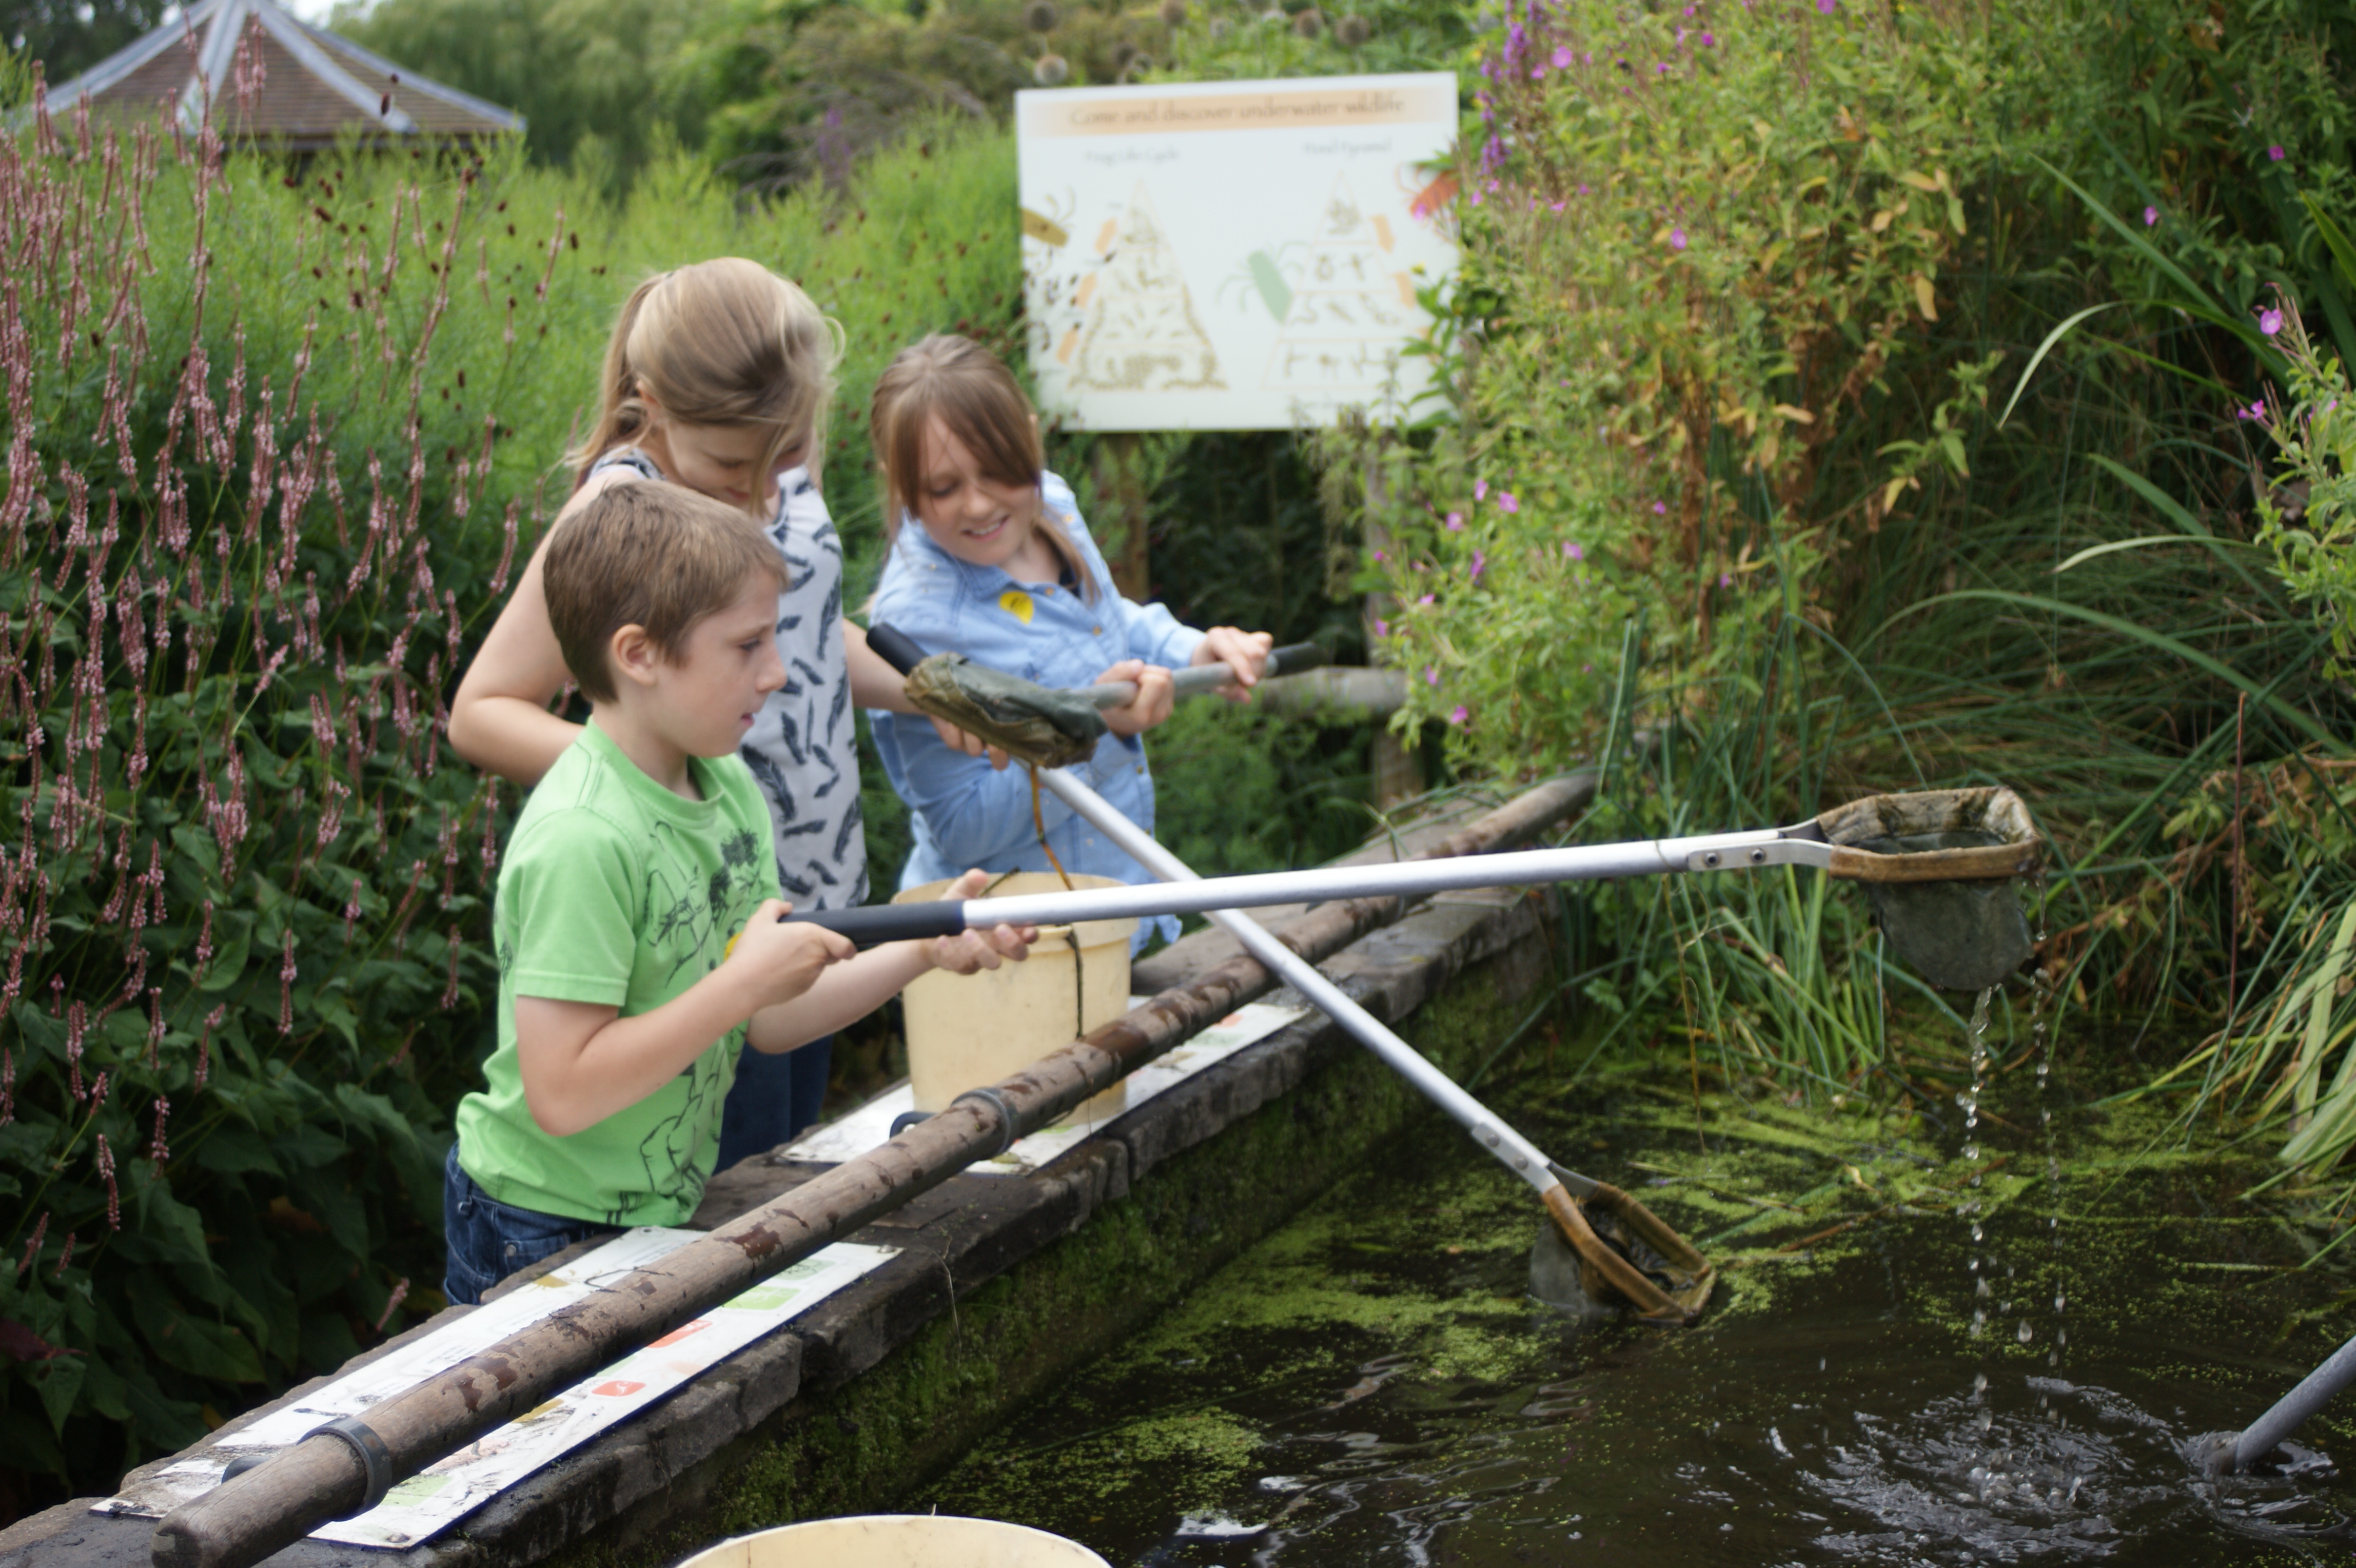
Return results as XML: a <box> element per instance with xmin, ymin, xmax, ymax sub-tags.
<box><xmin>1815</xmin><ymin>787</ymin><xmax>2045</xmax><ymax>993</ymax></box>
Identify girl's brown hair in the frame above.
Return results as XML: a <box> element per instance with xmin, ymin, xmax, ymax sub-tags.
<box><xmin>870</xmin><ymin>334</ymin><xmax>1091</xmax><ymax>598</ymax></box>
<box><xmin>570</xmin><ymin>259</ymin><xmax>843</xmax><ymax>517</ymax></box>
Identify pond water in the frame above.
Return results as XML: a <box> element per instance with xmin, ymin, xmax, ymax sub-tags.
<box><xmin>916</xmin><ymin>1045</ymin><xmax>2356</xmax><ymax>1565</ymax></box>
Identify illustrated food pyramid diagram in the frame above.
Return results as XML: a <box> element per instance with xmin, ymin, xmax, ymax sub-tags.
<box><xmin>1070</xmin><ymin>182</ymin><xmax>1227</xmax><ymax>394</ymax></box>
<box><xmin>1263</xmin><ymin>174</ymin><xmax>1415</xmax><ymax>394</ymax></box>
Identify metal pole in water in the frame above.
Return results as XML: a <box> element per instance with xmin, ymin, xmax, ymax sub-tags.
<box><xmin>2222</xmin><ymin>1330</ymin><xmax>2356</xmax><ymax>1473</ymax></box>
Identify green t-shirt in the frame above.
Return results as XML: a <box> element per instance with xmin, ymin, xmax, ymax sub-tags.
<box><xmin>456</xmin><ymin>721</ymin><xmax>781</xmax><ymax>1226</ymax></box>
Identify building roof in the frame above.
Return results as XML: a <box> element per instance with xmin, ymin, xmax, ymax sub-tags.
<box><xmin>44</xmin><ymin>0</ymin><xmax>523</xmax><ymax>149</ymax></box>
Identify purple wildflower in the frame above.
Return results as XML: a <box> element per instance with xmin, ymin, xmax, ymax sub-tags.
<box><xmin>1469</xmin><ymin>550</ymin><xmax>1487</xmax><ymax>581</ymax></box>
<box><xmin>1670</xmin><ymin>227</ymin><xmax>1688</xmax><ymax>250</ymax></box>
<box><xmin>1445</xmin><ymin>511</ymin><xmax>1465</xmax><ymax>531</ymax></box>
<box><xmin>1449</xmin><ymin>705</ymin><xmax>1469</xmax><ymax>725</ymax></box>
<box><xmin>2260</xmin><ymin>307</ymin><xmax>2283</xmax><ymax>336</ymax></box>
<box><xmin>1498</xmin><ymin>492</ymin><xmax>1520</xmax><ymax>513</ymax></box>
<box><xmin>1424</xmin><ymin>664</ymin><xmax>1440</xmax><ymax>686</ymax></box>
<box><xmin>1475</xmin><ymin>478</ymin><xmax>1488</xmax><ymax>501</ymax></box>
<box><xmin>1563</xmin><ymin>540</ymin><xmax>1584</xmax><ymax>560</ymax></box>
<box><xmin>1552</xmin><ymin>44</ymin><xmax>1573</xmax><ymax>67</ymax></box>
<box><xmin>2143</xmin><ymin>206</ymin><xmax>2158</xmax><ymax>226</ymax></box>
<box><xmin>2270</xmin><ymin>145</ymin><xmax>2286</xmax><ymax>162</ymax></box>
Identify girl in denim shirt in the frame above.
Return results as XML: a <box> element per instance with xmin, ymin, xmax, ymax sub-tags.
<box><xmin>865</xmin><ymin>335</ymin><xmax>1272</xmax><ymax>949</ymax></box>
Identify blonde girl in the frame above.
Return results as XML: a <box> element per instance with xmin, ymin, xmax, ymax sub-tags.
<box><xmin>862</xmin><ymin>334</ymin><xmax>1272</xmax><ymax>949</ymax></box>
<box><xmin>452</xmin><ymin>261</ymin><xmax>1007</xmax><ymax>1165</ymax></box>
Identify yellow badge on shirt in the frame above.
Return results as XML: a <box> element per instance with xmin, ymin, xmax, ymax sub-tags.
<box><xmin>998</xmin><ymin>589</ymin><xmax>1035</xmax><ymax>625</ymax></box>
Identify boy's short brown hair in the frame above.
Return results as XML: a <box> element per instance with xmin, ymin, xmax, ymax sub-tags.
<box><xmin>545</xmin><ymin>482</ymin><xmax>789</xmax><ymax>703</ymax></box>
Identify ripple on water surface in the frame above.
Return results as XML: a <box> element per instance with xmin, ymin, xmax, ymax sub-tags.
<box><xmin>916</xmin><ymin>1068</ymin><xmax>2356</xmax><ymax>1565</ymax></box>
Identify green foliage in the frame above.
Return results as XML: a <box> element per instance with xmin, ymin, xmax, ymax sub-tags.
<box><xmin>5</xmin><ymin>0</ymin><xmax>169</xmax><ymax>88</ymax></box>
<box><xmin>1150</xmin><ymin>698</ymin><xmax>1370</xmax><ymax>880</ymax></box>
<box><xmin>0</xmin><ymin>122</ymin><xmax>572</xmax><ymax>1500</ymax></box>
<box><xmin>0</xmin><ymin>112</ymin><xmax>1045</xmax><ymax>1508</ymax></box>
<box><xmin>330</xmin><ymin>0</ymin><xmax>718</xmax><ymax>191</ymax></box>
<box><xmin>1333</xmin><ymin>0</ymin><xmax>2006</xmax><ymax>783</ymax></box>
<box><xmin>1155</xmin><ymin>0</ymin><xmax>1476</xmax><ymax>81</ymax></box>
<box><xmin>699</xmin><ymin>0</ymin><xmax>1176</xmax><ymax>192</ymax></box>
<box><xmin>2253</xmin><ymin>300</ymin><xmax>2356</xmax><ymax>688</ymax></box>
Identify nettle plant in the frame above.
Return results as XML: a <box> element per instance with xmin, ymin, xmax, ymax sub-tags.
<box><xmin>1354</xmin><ymin>0</ymin><xmax>2002</xmax><ymax>779</ymax></box>
<box><xmin>0</xmin><ymin>61</ymin><xmax>583</xmax><ymax>1488</ymax></box>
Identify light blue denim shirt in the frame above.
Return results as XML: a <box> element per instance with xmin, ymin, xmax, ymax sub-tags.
<box><xmin>867</xmin><ymin>472</ymin><xmax>1205</xmax><ymax>950</ymax></box>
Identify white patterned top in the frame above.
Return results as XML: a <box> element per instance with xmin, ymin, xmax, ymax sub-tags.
<box><xmin>585</xmin><ymin>448</ymin><xmax>867</xmax><ymax>910</ymax></box>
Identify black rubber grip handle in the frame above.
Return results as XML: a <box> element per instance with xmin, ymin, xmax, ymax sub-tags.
<box><xmin>867</xmin><ymin>622</ymin><xmax>929</xmax><ymax>678</ymax></box>
<box><xmin>1265</xmin><ymin>642</ymin><xmax>1326</xmax><ymax>678</ymax></box>
<box><xmin>780</xmin><ymin>900</ymin><xmax>969</xmax><ymax>949</ymax></box>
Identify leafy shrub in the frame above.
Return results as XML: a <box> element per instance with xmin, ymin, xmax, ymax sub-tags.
<box><xmin>330</xmin><ymin>0</ymin><xmax>721</xmax><ymax>194</ymax></box>
<box><xmin>1329</xmin><ymin>0</ymin><xmax>2008</xmax><ymax>782</ymax></box>
<box><xmin>0</xmin><ymin>79</ymin><xmax>1040</xmax><ymax>1510</ymax></box>
<box><xmin>0</xmin><ymin>95</ymin><xmax>579</xmax><ymax>1503</ymax></box>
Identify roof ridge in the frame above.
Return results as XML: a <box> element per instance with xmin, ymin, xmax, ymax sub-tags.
<box><xmin>38</xmin><ymin>0</ymin><xmax>521</xmax><ymax>142</ymax></box>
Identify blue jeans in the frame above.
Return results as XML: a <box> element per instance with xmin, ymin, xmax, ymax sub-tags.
<box><xmin>442</xmin><ymin>1146</ymin><xmax>617</xmax><ymax>1306</ymax></box>
<box><xmin>714</xmin><ymin>1035</ymin><xmax>832</xmax><ymax>1174</ymax></box>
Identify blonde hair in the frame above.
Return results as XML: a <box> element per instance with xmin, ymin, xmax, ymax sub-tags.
<box><xmin>870</xmin><ymin>334</ymin><xmax>1092</xmax><ymax>600</ymax></box>
<box><xmin>572</xmin><ymin>258</ymin><xmax>844</xmax><ymax>515</ymax></box>
<box><xmin>545</xmin><ymin>482</ymin><xmax>790</xmax><ymax>704</ymax></box>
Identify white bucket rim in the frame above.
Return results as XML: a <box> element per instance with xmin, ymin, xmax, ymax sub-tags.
<box><xmin>676</xmin><ymin>1512</ymin><xmax>1112</xmax><ymax>1568</ymax></box>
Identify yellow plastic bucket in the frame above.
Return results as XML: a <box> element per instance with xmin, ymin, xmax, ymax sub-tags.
<box><xmin>892</xmin><ymin>872</ymin><xmax>1136</xmax><ymax>1128</ymax></box>
<box><xmin>677</xmin><ymin>1515</ymin><xmax>1110</xmax><ymax>1568</ymax></box>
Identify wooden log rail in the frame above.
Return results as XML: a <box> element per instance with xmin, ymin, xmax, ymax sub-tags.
<box><xmin>151</xmin><ymin>775</ymin><xmax>1589</xmax><ymax>1568</ymax></box>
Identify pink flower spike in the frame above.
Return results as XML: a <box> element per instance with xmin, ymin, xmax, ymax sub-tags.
<box><xmin>1469</xmin><ymin>550</ymin><xmax>1487</xmax><ymax>580</ymax></box>
<box><xmin>2270</xmin><ymin>145</ymin><xmax>2286</xmax><ymax>162</ymax></box>
<box><xmin>1670</xmin><ymin>227</ymin><xmax>1688</xmax><ymax>250</ymax></box>
<box><xmin>1475</xmin><ymin>479</ymin><xmax>1488</xmax><ymax>501</ymax></box>
<box><xmin>1700</xmin><ymin>30</ymin><xmax>1714</xmax><ymax>44</ymax></box>
<box><xmin>1550</xmin><ymin>201</ymin><xmax>1565</xmax><ymax>212</ymax></box>
<box><xmin>1564</xmin><ymin>541</ymin><xmax>1584</xmax><ymax>560</ymax></box>
<box><xmin>2143</xmin><ymin>206</ymin><xmax>2159</xmax><ymax>226</ymax></box>
<box><xmin>1498</xmin><ymin>492</ymin><xmax>1520</xmax><ymax>513</ymax></box>
<box><xmin>1424</xmin><ymin>665</ymin><xmax>1440</xmax><ymax>686</ymax></box>
<box><xmin>1445</xmin><ymin>511</ymin><xmax>1465</xmax><ymax>531</ymax></box>
<box><xmin>1373</xmin><ymin>548</ymin><xmax>1387</xmax><ymax>561</ymax></box>
<box><xmin>2260</xmin><ymin>307</ymin><xmax>2283</xmax><ymax>336</ymax></box>
<box><xmin>1552</xmin><ymin>44</ymin><xmax>1573</xmax><ymax>67</ymax></box>
<box><xmin>1652</xmin><ymin>500</ymin><xmax>1668</xmax><ymax>515</ymax></box>
<box><xmin>1449</xmin><ymin>705</ymin><xmax>1469</xmax><ymax>725</ymax></box>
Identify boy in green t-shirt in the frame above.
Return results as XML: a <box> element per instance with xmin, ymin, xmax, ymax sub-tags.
<box><xmin>446</xmin><ymin>483</ymin><xmax>1033</xmax><ymax>1305</ymax></box>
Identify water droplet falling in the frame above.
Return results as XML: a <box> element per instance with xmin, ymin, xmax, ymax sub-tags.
<box><xmin>2017</xmin><ymin>1320</ymin><xmax>2035</xmax><ymax>1345</ymax></box>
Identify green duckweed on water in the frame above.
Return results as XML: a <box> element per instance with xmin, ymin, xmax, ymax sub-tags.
<box><xmin>918</xmin><ymin>1045</ymin><xmax>2356</xmax><ymax>1565</ymax></box>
